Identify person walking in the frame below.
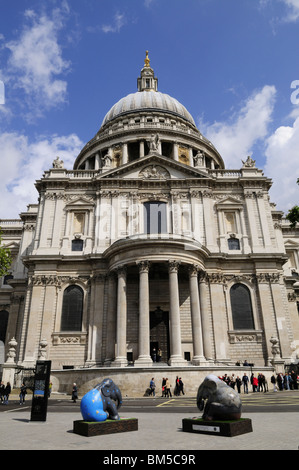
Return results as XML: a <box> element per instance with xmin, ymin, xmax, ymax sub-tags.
<box><xmin>179</xmin><ymin>377</ymin><xmax>185</xmax><ymax>395</ymax></box>
<box><xmin>252</xmin><ymin>374</ymin><xmax>258</xmax><ymax>392</ymax></box>
<box><xmin>0</xmin><ymin>381</ymin><xmax>5</xmax><ymax>403</ymax></box>
<box><xmin>229</xmin><ymin>374</ymin><xmax>236</xmax><ymax>389</ymax></box>
<box><xmin>236</xmin><ymin>376</ymin><xmax>242</xmax><ymax>393</ymax></box>
<box><xmin>161</xmin><ymin>377</ymin><xmax>166</xmax><ymax>397</ymax></box>
<box><xmin>277</xmin><ymin>373</ymin><xmax>283</xmax><ymax>390</ymax></box>
<box><xmin>72</xmin><ymin>383</ymin><xmax>78</xmax><ymax>403</ymax></box>
<box><xmin>19</xmin><ymin>383</ymin><xmax>27</xmax><ymax>404</ymax></box>
<box><xmin>157</xmin><ymin>348</ymin><xmax>162</xmax><ymax>362</ymax></box>
<box><xmin>174</xmin><ymin>376</ymin><xmax>180</xmax><ymax>396</ymax></box>
<box><xmin>242</xmin><ymin>373</ymin><xmax>249</xmax><ymax>394</ymax></box>
<box><xmin>149</xmin><ymin>377</ymin><xmax>156</xmax><ymax>397</ymax></box>
<box><xmin>271</xmin><ymin>374</ymin><xmax>277</xmax><ymax>392</ymax></box>
<box><xmin>291</xmin><ymin>370</ymin><xmax>298</xmax><ymax>390</ymax></box>
<box><xmin>3</xmin><ymin>382</ymin><xmax>11</xmax><ymax>404</ymax></box>
<box><xmin>165</xmin><ymin>378</ymin><xmax>172</xmax><ymax>397</ymax></box>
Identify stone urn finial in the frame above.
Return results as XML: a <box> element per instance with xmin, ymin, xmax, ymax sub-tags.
<box><xmin>6</xmin><ymin>337</ymin><xmax>17</xmax><ymax>364</ymax></box>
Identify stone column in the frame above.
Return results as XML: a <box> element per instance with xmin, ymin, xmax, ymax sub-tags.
<box><xmin>172</xmin><ymin>142</ymin><xmax>179</xmax><ymax>161</ymax></box>
<box><xmin>112</xmin><ymin>266</ymin><xmax>128</xmax><ymax>367</ymax></box>
<box><xmin>104</xmin><ymin>272</ymin><xmax>117</xmax><ymax>365</ymax></box>
<box><xmin>95</xmin><ymin>153</ymin><xmax>100</xmax><ymax>170</ymax></box>
<box><xmin>168</xmin><ymin>261</ymin><xmax>186</xmax><ymax>366</ymax></box>
<box><xmin>135</xmin><ymin>261</ymin><xmax>152</xmax><ymax>366</ymax></box>
<box><xmin>139</xmin><ymin>140</ymin><xmax>145</xmax><ymax>158</ymax></box>
<box><xmin>199</xmin><ymin>271</ymin><xmax>213</xmax><ymax>360</ymax></box>
<box><xmin>189</xmin><ymin>265</ymin><xmax>205</xmax><ymax>364</ymax></box>
<box><xmin>122</xmin><ymin>143</ymin><xmax>128</xmax><ymax>165</ymax></box>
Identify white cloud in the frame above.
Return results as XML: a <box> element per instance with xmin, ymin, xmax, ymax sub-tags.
<box><xmin>101</xmin><ymin>12</ymin><xmax>126</xmax><ymax>33</ymax></box>
<box><xmin>264</xmin><ymin>117</ymin><xmax>299</xmax><ymax>213</ymax></box>
<box><xmin>5</xmin><ymin>7</ymin><xmax>71</xmax><ymax>116</ymax></box>
<box><xmin>0</xmin><ymin>132</ymin><xmax>83</xmax><ymax>219</ymax></box>
<box><xmin>280</xmin><ymin>0</ymin><xmax>299</xmax><ymax>21</ymax></box>
<box><xmin>198</xmin><ymin>85</ymin><xmax>277</xmax><ymax>168</ymax></box>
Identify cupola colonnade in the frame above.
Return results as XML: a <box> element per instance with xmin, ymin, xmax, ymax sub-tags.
<box><xmin>78</xmin><ymin>136</ymin><xmax>219</xmax><ymax>172</ymax></box>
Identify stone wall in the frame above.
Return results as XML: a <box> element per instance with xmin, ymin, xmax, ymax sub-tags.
<box><xmin>50</xmin><ymin>365</ymin><xmax>275</xmax><ymax>398</ymax></box>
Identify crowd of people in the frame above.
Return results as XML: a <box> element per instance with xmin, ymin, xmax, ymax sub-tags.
<box><xmin>148</xmin><ymin>369</ymin><xmax>299</xmax><ymax>397</ymax></box>
<box><xmin>218</xmin><ymin>370</ymin><xmax>299</xmax><ymax>393</ymax></box>
<box><xmin>148</xmin><ymin>376</ymin><xmax>185</xmax><ymax>397</ymax></box>
<box><xmin>0</xmin><ymin>381</ymin><xmax>11</xmax><ymax>404</ymax></box>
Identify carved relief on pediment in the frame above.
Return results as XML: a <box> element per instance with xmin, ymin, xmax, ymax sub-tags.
<box><xmin>139</xmin><ymin>165</ymin><xmax>170</xmax><ymax>180</ymax></box>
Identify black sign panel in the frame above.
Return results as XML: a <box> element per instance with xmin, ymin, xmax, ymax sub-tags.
<box><xmin>30</xmin><ymin>360</ymin><xmax>51</xmax><ymax>421</ymax></box>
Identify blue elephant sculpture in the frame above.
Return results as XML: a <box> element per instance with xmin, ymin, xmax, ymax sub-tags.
<box><xmin>80</xmin><ymin>378</ymin><xmax>122</xmax><ymax>422</ymax></box>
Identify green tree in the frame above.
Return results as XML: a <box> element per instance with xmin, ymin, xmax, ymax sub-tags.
<box><xmin>0</xmin><ymin>229</ymin><xmax>12</xmax><ymax>277</ymax></box>
<box><xmin>286</xmin><ymin>178</ymin><xmax>299</xmax><ymax>228</ymax></box>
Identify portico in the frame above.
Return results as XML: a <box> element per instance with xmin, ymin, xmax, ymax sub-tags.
<box><xmin>104</xmin><ymin>240</ymin><xmax>209</xmax><ymax>368</ymax></box>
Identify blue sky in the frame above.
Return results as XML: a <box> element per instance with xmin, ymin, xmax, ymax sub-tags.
<box><xmin>1</xmin><ymin>0</ymin><xmax>299</xmax><ymax>218</ymax></box>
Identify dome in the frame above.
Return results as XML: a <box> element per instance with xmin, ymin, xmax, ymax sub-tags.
<box><xmin>101</xmin><ymin>90</ymin><xmax>196</xmax><ymax>127</ymax></box>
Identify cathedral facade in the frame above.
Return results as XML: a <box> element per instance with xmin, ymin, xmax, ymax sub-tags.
<box><xmin>1</xmin><ymin>53</ymin><xmax>299</xmax><ymax>381</ymax></box>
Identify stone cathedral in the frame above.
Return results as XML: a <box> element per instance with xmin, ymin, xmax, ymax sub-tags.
<box><xmin>1</xmin><ymin>53</ymin><xmax>299</xmax><ymax>392</ymax></box>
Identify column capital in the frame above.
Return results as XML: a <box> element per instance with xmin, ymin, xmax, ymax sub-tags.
<box><xmin>116</xmin><ymin>265</ymin><xmax>127</xmax><ymax>277</ymax></box>
<box><xmin>188</xmin><ymin>264</ymin><xmax>200</xmax><ymax>277</ymax></box>
<box><xmin>168</xmin><ymin>260</ymin><xmax>180</xmax><ymax>273</ymax></box>
<box><xmin>137</xmin><ymin>260</ymin><xmax>151</xmax><ymax>273</ymax></box>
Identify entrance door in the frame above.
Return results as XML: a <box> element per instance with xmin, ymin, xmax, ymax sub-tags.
<box><xmin>150</xmin><ymin>307</ymin><xmax>170</xmax><ymax>362</ymax></box>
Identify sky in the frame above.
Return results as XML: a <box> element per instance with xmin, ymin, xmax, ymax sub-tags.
<box><xmin>1</xmin><ymin>0</ymin><xmax>299</xmax><ymax>219</ymax></box>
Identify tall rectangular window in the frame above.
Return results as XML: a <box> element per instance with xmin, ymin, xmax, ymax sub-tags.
<box><xmin>144</xmin><ymin>202</ymin><xmax>167</xmax><ymax>234</ymax></box>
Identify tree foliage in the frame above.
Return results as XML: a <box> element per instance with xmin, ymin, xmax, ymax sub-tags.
<box><xmin>0</xmin><ymin>229</ymin><xmax>12</xmax><ymax>277</ymax></box>
<box><xmin>286</xmin><ymin>178</ymin><xmax>299</xmax><ymax>228</ymax></box>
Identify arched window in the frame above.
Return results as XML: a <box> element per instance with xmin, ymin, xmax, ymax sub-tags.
<box><xmin>230</xmin><ymin>283</ymin><xmax>254</xmax><ymax>330</ymax></box>
<box><xmin>144</xmin><ymin>201</ymin><xmax>167</xmax><ymax>234</ymax></box>
<box><xmin>61</xmin><ymin>285</ymin><xmax>83</xmax><ymax>331</ymax></box>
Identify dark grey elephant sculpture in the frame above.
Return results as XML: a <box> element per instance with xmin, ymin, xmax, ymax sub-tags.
<box><xmin>80</xmin><ymin>378</ymin><xmax>122</xmax><ymax>422</ymax></box>
<box><xmin>197</xmin><ymin>374</ymin><xmax>242</xmax><ymax>421</ymax></box>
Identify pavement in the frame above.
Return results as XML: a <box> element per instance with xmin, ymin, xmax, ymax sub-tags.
<box><xmin>0</xmin><ymin>396</ymin><xmax>298</xmax><ymax>452</ymax></box>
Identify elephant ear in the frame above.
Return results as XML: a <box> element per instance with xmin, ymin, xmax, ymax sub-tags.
<box><xmin>206</xmin><ymin>380</ymin><xmax>218</xmax><ymax>394</ymax></box>
<box><xmin>102</xmin><ymin>384</ymin><xmax>112</xmax><ymax>397</ymax></box>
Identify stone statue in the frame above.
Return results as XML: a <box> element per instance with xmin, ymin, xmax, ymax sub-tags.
<box><xmin>242</xmin><ymin>155</ymin><xmax>256</xmax><ymax>168</ymax></box>
<box><xmin>197</xmin><ymin>374</ymin><xmax>242</xmax><ymax>421</ymax></box>
<box><xmin>193</xmin><ymin>150</ymin><xmax>205</xmax><ymax>168</ymax></box>
<box><xmin>148</xmin><ymin>134</ymin><xmax>160</xmax><ymax>152</ymax></box>
<box><xmin>80</xmin><ymin>378</ymin><xmax>122</xmax><ymax>422</ymax></box>
<box><xmin>102</xmin><ymin>153</ymin><xmax>112</xmax><ymax>169</ymax></box>
<box><xmin>52</xmin><ymin>156</ymin><xmax>64</xmax><ymax>169</ymax></box>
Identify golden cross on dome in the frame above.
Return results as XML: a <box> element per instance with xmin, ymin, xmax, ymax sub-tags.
<box><xmin>144</xmin><ymin>50</ymin><xmax>150</xmax><ymax>67</ymax></box>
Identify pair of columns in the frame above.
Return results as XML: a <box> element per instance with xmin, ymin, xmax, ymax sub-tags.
<box><xmin>112</xmin><ymin>261</ymin><xmax>206</xmax><ymax>367</ymax></box>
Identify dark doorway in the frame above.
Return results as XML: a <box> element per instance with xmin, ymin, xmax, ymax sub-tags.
<box><xmin>150</xmin><ymin>307</ymin><xmax>170</xmax><ymax>362</ymax></box>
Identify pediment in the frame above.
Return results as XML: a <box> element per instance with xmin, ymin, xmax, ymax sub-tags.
<box><xmin>98</xmin><ymin>153</ymin><xmax>211</xmax><ymax>181</ymax></box>
<box><xmin>65</xmin><ymin>196</ymin><xmax>95</xmax><ymax>209</ymax></box>
<box><xmin>284</xmin><ymin>239</ymin><xmax>299</xmax><ymax>248</ymax></box>
<box><xmin>216</xmin><ymin>196</ymin><xmax>243</xmax><ymax>209</ymax></box>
